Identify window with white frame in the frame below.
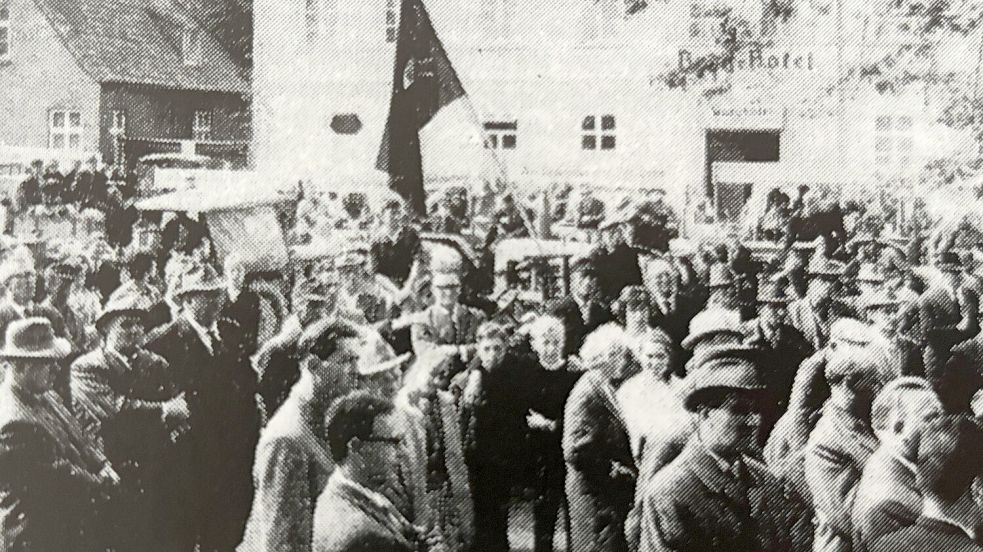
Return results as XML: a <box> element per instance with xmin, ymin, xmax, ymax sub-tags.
<box><xmin>192</xmin><ymin>110</ymin><xmax>213</xmax><ymax>141</ymax></box>
<box><xmin>182</xmin><ymin>26</ymin><xmax>203</xmax><ymax>66</ymax></box>
<box><xmin>483</xmin><ymin>120</ymin><xmax>517</xmax><ymax>150</ymax></box>
<box><xmin>874</xmin><ymin>114</ymin><xmax>914</xmax><ymax>181</ymax></box>
<box><xmin>0</xmin><ymin>6</ymin><xmax>9</xmax><ymax>60</ymax></box>
<box><xmin>110</xmin><ymin>109</ymin><xmax>126</xmax><ymax>135</ymax></box>
<box><xmin>306</xmin><ymin>0</ymin><xmax>338</xmax><ymax>40</ymax></box>
<box><xmin>581</xmin><ymin>115</ymin><xmax>616</xmax><ymax>151</ymax></box>
<box><xmin>581</xmin><ymin>0</ymin><xmax>621</xmax><ymax>44</ymax></box>
<box><xmin>385</xmin><ymin>0</ymin><xmax>397</xmax><ymax>43</ymax></box>
<box><xmin>49</xmin><ymin>110</ymin><xmax>82</xmax><ymax>151</ymax></box>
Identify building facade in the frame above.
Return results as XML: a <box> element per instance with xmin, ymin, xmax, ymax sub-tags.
<box><xmin>253</xmin><ymin>0</ymin><xmax>977</xmax><ymax>220</ymax></box>
<box><xmin>0</xmin><ymin>0</ymin><xmax>251</xmax><ymax>175</ymax></box>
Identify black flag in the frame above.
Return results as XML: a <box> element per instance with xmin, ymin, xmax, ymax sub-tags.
<box><xmin>376</xmin><ymin>0</ymin><xmax>465</xmax><ymax>216</ymax></box>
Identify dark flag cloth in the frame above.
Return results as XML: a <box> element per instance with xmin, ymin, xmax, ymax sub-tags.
<box><xmin>376</xmin><ymin>0</ymin><xmax>466</xmax><ymax>216</ymax></box>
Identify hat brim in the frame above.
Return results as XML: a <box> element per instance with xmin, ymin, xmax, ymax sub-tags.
<box><xmin>358</xmin><ymin>352</ymin><xmax>413</xmax><ymax>376</ymax></box>
<box><xmin>0</xmin><ymin>337</ymin><xmax>72</xmax><ymax>360</ymax></box>
<box><xmin>174</xmin><ymin>284</ymin><xmax>226</xmax><ymax>298</ymax></box>
<box><xmin>937</xmin><ymin>264</ymin><xmax>963</xmax><ymax>273</ymax></box>
<box><xmin>757</xmin><ymin>296</ymin><xmax>791</xmax><ymax>305</ymax></box>
<box><xmin>95</xmin><ymin>308</ymin><xmax>149</xmax><ymax>329</ymax></box>
<box><xmin>681</xmin><ymin>329</ymin><xmax>745</xmax><ymax>350</ymax></box>
<box><xmin>683</xmin><ymin>365</ymin><xmax>766</xmax><ymax>411</ymax></box>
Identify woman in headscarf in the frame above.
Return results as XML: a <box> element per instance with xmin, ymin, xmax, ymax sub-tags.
<box><xmin>397</xmin><ymin>349</ymin><xmax>474</xmax><ymax>552</ymax></box>
<box><xmin>563</xmin><ymin>323</ymin><xmax>639</xmax><ymax>552</ymax></box>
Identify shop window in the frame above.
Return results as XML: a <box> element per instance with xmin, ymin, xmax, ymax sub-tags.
<box><xmin>193</xmin><ymin>110</ymin><xmax>213</xmax><ymax>141</ymax></box>
<box><xmin>0</xmin><ymin>6</ymin><xmax>9</xmax><ymax>60</ymax></box>
<box><xmin>483</xmin><ymin>120</ymin><xmax>517</xmax><ymax>150</ymax></box>
<box><xmin>874</xmin><ymin>115</ymin><xmax>914</xmax><ymax>181</ymax></box>
<box><xmin>50</xmin><ymin>110</ymin><xmax>83</xmax><ymax>151</ymax></box>
<box><xmin>581</xmin><ymin>115</ymin><xmax>616</xmax><ymax>151</ymax></box>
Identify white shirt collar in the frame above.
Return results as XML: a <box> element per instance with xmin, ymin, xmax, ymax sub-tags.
<box><xmin>184</xmin><ymin>312</ymin><xmax>218</xmax><ymax>353</ymax></box>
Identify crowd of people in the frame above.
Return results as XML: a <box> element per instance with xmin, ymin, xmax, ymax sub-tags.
<box><xmin>3</xmin><ymin>179</ymin><xmax>983</xmax><ymax>552</ymax></box>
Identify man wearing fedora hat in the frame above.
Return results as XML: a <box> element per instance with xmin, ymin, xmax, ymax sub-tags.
<box><xmin>0</xmin><ymin>317</ymin><xmax>119</xmax><ymax>552</ymax></box>
<box><xmin>595</xmin><ymin>211</ymin><xmax>644</xmax><ymax>306</ymax></box>
<box><xmin>147</xmin><ymin>264</ymin><xmax>262</xmax><ymax>552</ymax></box>
<box><xmin>742</xmin><ymin>277</ymin><xmax>814</xmax><ymax>441</ymax></box>
<box><xmin>917</xmin><ymin>250</ymin><xmax>980</xmax><ymax>386</ymax></box>
<box><xmin>635</xmin><ymin>344</ymin><xmax>813</xmax><ymax>552</ymax></box>
<box><xmin>0</xmin><ymin>247</ymin><xmax>71</xmax><ymax>351</ymax></box>
<box><xmin>788</xmin><ymin>254</ymin><xmax>857</xmax><ymax>349</ymax></box>
<box><xmin>70</xmin><ymin>287</ymin><xmax>188</xmax><ymax>552</ymax></box>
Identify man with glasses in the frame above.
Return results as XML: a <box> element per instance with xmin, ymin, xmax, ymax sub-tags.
<box><xmin>312</xmin><ymin>391</ymin><xmax>417</xmax><ymax>552</ymax></box>
<box><xmin>410</xmin><ymin>268</ymin><xmax>485</xmax><ymax>359</ymax></box>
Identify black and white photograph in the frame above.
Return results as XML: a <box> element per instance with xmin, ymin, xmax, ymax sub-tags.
<box><xmin>4</xmin><ymin>0</ymin><xmax>983</xmax><ymax>551</ymax></box>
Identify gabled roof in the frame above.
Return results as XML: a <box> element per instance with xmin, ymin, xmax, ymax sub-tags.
<box><xmin>34</xmin><ymin>0</ymin><xmax>249</xmax><ymax>94</ymax></box>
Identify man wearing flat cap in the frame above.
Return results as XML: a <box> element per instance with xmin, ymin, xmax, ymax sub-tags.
<box><xmin>635</xmin><ymin>344</ymin><xmax>813</xmax><ymax>552</ymax></box>
<box><xmin>0</xmin><ymin>318</ymin><xmax>118</xmax><ymax>551</ymax></box>
<box><xmin>147</xmin><ymin>264</ymin><xmax>262</xmax><ymax>552</ymax></box>
<box><xmin>70</xmin><ymin>287</ymin><xmax>188</xmax><ymax>552</ymax></box>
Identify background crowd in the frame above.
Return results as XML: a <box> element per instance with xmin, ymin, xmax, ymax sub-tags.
<box><xmin>2</xmin><ymin>173</ymin><xmax>983</xmax><ymax>552</ymax></box>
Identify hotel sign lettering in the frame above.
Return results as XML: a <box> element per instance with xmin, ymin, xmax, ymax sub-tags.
<box><xmin>679</xmin><ymin>48</ymin><xmax>816</xmax><ymax>81</ymax></box>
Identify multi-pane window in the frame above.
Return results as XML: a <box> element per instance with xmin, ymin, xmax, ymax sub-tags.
<box><xmin>306</xmin><ymin>0</ymin><xmax>338</xmax><ymax>40</ymax></box>
<box><xmin>581</xmin><ymin>115</ymin><xmax>616</xmax><ymax>151</ymax></box>
<box><xmin>182</xmin><ymin>27</ymin><xmax>203</xmax><ymax>66</ymax></box>
<box><xmin>50</xmin><ymin>111</ymin><xmax>82</xmax><ymax>151</ymax></box>
<box><xmin>483</xmin><ymin>121</ymin><xmax>517</xmax><ymax>150</ymax></box>
<box><xmin>874</xmin><ymin>115</ymin><xmax>914</xmax><ymax>181</ymax></box>
<box><xmin>385</xmin><ymin>0</ymin><xmax>397</xmax><ymax>43</ymax></box>
<box><xmin>0</xmin><ymin>6</ymin><xmax>9</xmax><ymax>59</ymax></box>
<box><xmin>192</xmin><ymin>110</ymin><xmax>213</xmax><ymax>141</ymax></box>
<box><xmin>110</xmin><ymin>109</ymin><xmax>126</xmax><ymax>135</ymax></box>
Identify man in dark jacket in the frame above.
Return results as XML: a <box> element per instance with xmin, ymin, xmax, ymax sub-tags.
<box><xmin>636</xmin><ymin>344</ymin><xmax>813</xmax><ymax>552</ymax></box>
<box><xmin>917</xmin><ymin>251</ymin><xmax>979</xmax><ymax>393</ymax></box>
<box><xmin>313</xmin><ymin>392</ymin><xmax>418</xmax><ymax>552</ymax></box>
<box><xmin>870</xmin><ymin>416</ymin><xmax>983</xmax><ymax>552</ymax></box>
<box><xmin>742</xmin><ymin>278</ymin><xmax>814</xmax><ymax>441</ymax></box>
<box><xmin>548</xmin><ymin>254</ymin><xmax>612</xmax><ymax>357</ymax></box>
<box><xmin>458</xmin><ymin>322</ymin><xmax>531</xmax><ymax>552</ymax></box>
<box><xmin>0</xmin><ymin>318</ymin><xmax>117</xmax><ymax>552</ymax></box>
<box><xmin>70</xmin><ymin>288</ymin><xmax>189</xmax><ymax>552</ymax></box>
<box><xmin>147</xmin><ymin>264</ymin><xmax>262</xmax><ymax>552</ymax></box>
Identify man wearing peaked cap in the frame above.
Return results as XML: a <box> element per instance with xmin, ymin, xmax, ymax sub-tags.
<box><xmin>71</xmin><ymin>287</ymin><xmax>188</xmax><ymax>551</ymax></box>
<box><xmin>742</xmin><ymin>277</ymin><xmax>815</xmax><ymax>442</ymax></box>
<box><xmin>146</xmin><ymin>262</ymin><xmax>262</xmax><ymax>552</ymax></box>
<box><xmin>635</xmin><ymin>343</ymin><xmax>814</xmax><ymax>552</ymax></box>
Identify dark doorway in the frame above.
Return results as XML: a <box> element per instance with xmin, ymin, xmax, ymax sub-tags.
<box><xmin>704</xmin><ymin>129</ymin><xmax>780</xmax><ymax>221</ymax></box>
